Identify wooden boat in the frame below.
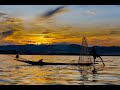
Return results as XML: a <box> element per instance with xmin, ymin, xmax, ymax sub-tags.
<box><xmin>15</xmin><ymin>59</ymin><xmax>98</xmax><ymax>66</ymax></box>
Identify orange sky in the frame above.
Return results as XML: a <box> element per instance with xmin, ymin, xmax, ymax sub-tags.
<box><xmin>0</xmin><ymin>5</ymin><xmax>120</xmax><ymax>46</ymax></box>
<box><xmin>2</xmin><ymin>23</ymin><xmax>120</xmax><ymax>46</ymax></box>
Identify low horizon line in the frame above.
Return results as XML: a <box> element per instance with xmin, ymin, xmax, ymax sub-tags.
<box><xmin>0</xmin><ymin>43</ymin><xmax>120</xmax><ymax>47</ymax></box>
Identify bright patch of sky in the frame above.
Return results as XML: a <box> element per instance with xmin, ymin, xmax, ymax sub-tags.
<box><xmin>0</xmin><ymin>5</ymin><xmax>120</xmax><ymax>20</ymax></box>
<box><xmin>0</xmin><ymin>5</ymin><xmax>120</xmax><ymax>46</ymax></box>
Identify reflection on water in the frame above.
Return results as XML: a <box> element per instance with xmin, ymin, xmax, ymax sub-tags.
<box><xmin>0</xmin><ymin>55</ymin><xmax>120</xmax><ymax>85</ymax></box>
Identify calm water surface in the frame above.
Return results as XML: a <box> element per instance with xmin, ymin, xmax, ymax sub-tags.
<box><xmin>0</xmin><ymin>54</ymin><xmax>120</xmax><ymax>85</ymax></box>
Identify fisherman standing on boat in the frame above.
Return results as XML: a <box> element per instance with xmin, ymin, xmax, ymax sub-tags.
<box><xmin>90</xmin><ymin>47</ymin><xmax>105</xmax><ymax>66</ymax></box>
<box><xmin>38</xmin><ymin>59</ymin><xmax>44</xmax><ymax>63</ymax></box>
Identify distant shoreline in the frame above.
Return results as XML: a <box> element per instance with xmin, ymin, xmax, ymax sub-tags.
<box><xmin>0</xmin><ymin>53</ymin><xmax>119</xmax><ymax>56</ymax></box>
<box><xmin>0</xmin><ymin>44</ymin><xmax>120</xmax><ymax>56</ymax></box>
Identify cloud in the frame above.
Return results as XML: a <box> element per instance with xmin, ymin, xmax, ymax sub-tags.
<box><xmin>41</xmin><ymin>6</ymin><xmax>67</xmax><ymax>18</ymax></box>
<box><xmin>110</xmin><ymin>30</ymin><xmax>120</xmax><ymax>35</ymax></box>
<box><xmin>82</xmin><ymin>10</ymin><xmax>97</xmax><ymax>15</ymax></box>
<box><xmin>0</xmin><ymin>12</ymin><xmax>7</xmax><ymax>17</ymax></box>
<box><xmin>0</xmin><ymin>30</ymin><xmax>13</xmax><ymax>36</ymax></box>
<box><xmin>115</xmin><ymin>5</ymin><xmax>120</xmax><ymax>7</ymax></box>
<box><xmin>32</xmin><ymin>6</ymin><xmax>70</xmax><ymax>27</ymax></box>
<box><xmin>0</xmin><ymin>25</ymin><xmax>20</xmax><ymax>38</ymax></box>
<box><xmin>91</xmin><ymin>38</ymin><xmax>111</xmax><ymax>43</ymax></box>
<box><xmin>3</xmin><ymin>17</ymin><xmax>23</xmax><ymax>23</ymax></box>
<box><xmin>0</xmin><ymin>16</ymin><xmax>24</xmax><ymax>40</ymax></box>
<box><xmin>0</xmin><ymin>41</ymin><xmax>16</xmax><ymax>45</ymax></box>
<box><xmin>29</xmin><ymin>6</ymin><xmax>71</xmax><ymax>31</ymax></box>
<box><xmin>109</xmin><ymin>28</ymin><xmax>120</xmax><ymax>35</ymax></box>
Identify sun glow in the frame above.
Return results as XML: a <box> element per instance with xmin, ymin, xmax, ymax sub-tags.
<box><xmin>3</xmin><ymin>34</ymin><xmax>55</xmax><ymax>45</ymax></box>
<box><xmin>33</xmin><ymin>36</ymin><xmax>54</xmax><ymax>45</ymax></box>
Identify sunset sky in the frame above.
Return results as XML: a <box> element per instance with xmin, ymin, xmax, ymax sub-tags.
<box><xmin>0</xmin><ymin>5</ymin><xmax>120</xmax><ymax>46</ymax></box>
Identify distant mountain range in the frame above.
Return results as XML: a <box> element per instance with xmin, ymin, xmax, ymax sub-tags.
<box><xmin>0</xmin><ymin>44</ymin><xmax>120</xmax><ymax>55</ymax></box>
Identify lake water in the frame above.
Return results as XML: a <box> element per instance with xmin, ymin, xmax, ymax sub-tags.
<box><xmin>0</xmin><ymin>54</ymin><xmax>120</xmax><ymax>85</ymax></box>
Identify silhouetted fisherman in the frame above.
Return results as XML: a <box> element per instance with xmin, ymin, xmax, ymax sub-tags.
<box><xmin>90</xmin><ymin>47</ymin><xmax>105</xmax><ymax>66</ymax></box>
<box><xmin>38</xmin><ymin>59</ymin><xmax>44</xmax><ymax>63</ymax></box>
<box><xmin>16</xmin><ymin>54</ymin><xmax>19</xmax><ymax>60</ymax></box>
